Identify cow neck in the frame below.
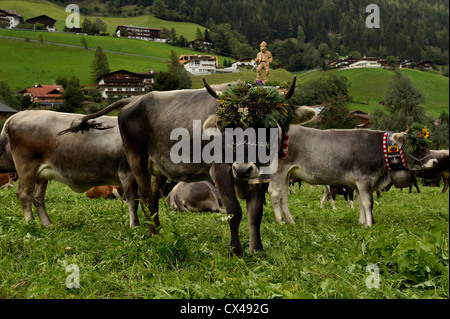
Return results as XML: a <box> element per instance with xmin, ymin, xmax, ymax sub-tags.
<box><xmin>383</xmin><ymin>132</ymin><xmax>407</xmax><ymax>171</ymax></box>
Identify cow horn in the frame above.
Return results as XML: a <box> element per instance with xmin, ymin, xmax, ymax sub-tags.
<box><xmin>284</xmin><ymin>75</ymin><xmax>297</xmax><ymax>99</ymax></box>
<box><xmin>203</xmin><ymin>77</ymin><xmax>218</xmax><ymax>99</ymax></box>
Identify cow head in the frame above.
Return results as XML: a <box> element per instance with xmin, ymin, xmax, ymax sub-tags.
<box><xmin>203</xmin><ymin>77</ymin><xmax>316</xmax><ymax>182</ymax></box>
<box><xmin>392</xmin><ymin>124</ymin><xmax>437</xmax><ymax>170</ymax></box>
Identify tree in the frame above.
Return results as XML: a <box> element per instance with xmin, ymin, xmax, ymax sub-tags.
<box><xmin>372</xmin><ymin>71</ymin><xmax>429</xmax><ymax>132</ymax></box>
<box><xmin>90</xmin><ymin>47</ymin><xmax>110</xmax><ymax>81</ymax></box>
<box><xmin>59</xmin><ymin>86</ymin><xmax>84</xmax><ymax>113</ymax></box>
<box><xmin>168</xmin><ymin>50</ymin><xmax>191</xmax><ymax>89</ymax></box>
<box><xmin>153</xmin><ymin>72</ymin><xmax>180</xmax><ymax>91</ymax></box>
<box><xmin>313</xmin><ymin>96</ymin><xmax>358</xmax><ymax>130</ymax></box>
<box><xmin>80</xmin><ymin>37</ymin><xmax>88</xmax><ymax>50</ymax></box>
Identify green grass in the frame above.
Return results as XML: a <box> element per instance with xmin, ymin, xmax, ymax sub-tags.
<box><xmin>0</xmin><ymin>0</ymin><xmax>205</xmax><ymax>40</ymax></box>
<box><xmin>0</xmin><ymin>181</ymin><xmax>448</xmax><ymax>299</ymax></box>
<box><xmin>0</xmin><ymin>30</ymin><xmax>230</xmax><ymax>90</ymax></box>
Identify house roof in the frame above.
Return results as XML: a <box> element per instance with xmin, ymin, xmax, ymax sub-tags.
<box><xmin>20</xmin><ymin>85</ymin><xmax>64</xmax><ymax>98</ymax></box>
<box><xmin>0</xmin><ymin>101</ymin><xmax>18</xmax><ymax>113</ymax></box>
<box><xmin>95</xmin><ymin>69</ymin><xmax>156</xmax><ymax>82</ymax></box>
<box><xmin>26</xmin><ymin>14</ymin><xmax>56</xmax><ymax>24</ymax></box>
<box><xmin>115</xmin><ymin>25</ymin><xmax>162</xmax><ymax>32</ymax></box>
<box><xmin>0</xmin><ymin>9</ymin><xmax>23</xmax><ymax>18</ymax></box>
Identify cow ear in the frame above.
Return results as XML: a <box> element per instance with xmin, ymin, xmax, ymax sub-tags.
<box><xmin>203</xmin><ymin>114</ymin><xmax>221</xmax><ymax>131</ymax></box>
<box><xmin>391</xmin><ymin>132</ymin><xmax>407</xmax><ymax>146</ymax></box>
<box><xmin>291</xmin><ymin>106</ymin><xmax>317</xmax><ymax>125</ymax></box>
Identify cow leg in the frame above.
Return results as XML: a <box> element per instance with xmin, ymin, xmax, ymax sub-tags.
<box><xmin>268</xmin><ymin>179</ymin><xmax>284</xmax><ymax>224</ymax></box>
<box><xmin>355</xmin><ymin>183</ymin><xmax>375</xmax><ymax>226</ymax></box>
<box><xmin>119</xmin><ymin>173</ymin><xmax>140</xmax><ymax>227</ymax></box>
<box><xmin>320</xmin><ymin>186</ymin><xmax>329</xmax><ymax>208</ymax></box>
<box><xmin>32</xmin><ymin>180</ymin><xmax>52</xmax><ymax>226</ymax></box>
<box><xmin>246</xmin><ymin>184</ymin><xmax>265</xmax><ymax>254</ymax></box>
<box><xmin>210</xmin><ymin>163</ymin><xmax>243</xmax><ymax>258</ymax></box>
<box><xmin>15</xmin><ymin>164</ymin><xmax>39</xmax><ymax>222</ymax></box>
<box><xmin>442</xmin><ymin>176</ymin><xmax>449</xmax><ymax>193</ymax></box>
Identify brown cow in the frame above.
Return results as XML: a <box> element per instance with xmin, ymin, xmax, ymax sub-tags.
<box><xmin>86</xmin><ymin>185</ymin><xmax>123</xmax><ymax>199</ymax></box>
<box><xmin>0</xmin><ymin>173</ymin><xmax>16</xmax><ymax>189</ymax></box>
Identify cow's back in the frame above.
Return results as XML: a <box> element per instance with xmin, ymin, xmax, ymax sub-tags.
<box><xmin>7</xmin><ymin>110</ymin><xmax>127</xmax><ymax>192</ymax></box>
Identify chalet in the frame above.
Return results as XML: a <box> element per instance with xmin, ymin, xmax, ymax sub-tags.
<box><xmin>188</xmin><ymin>37</ymin><xmax>213</xmax><ymax>50</ymax></box>
<box><xmin>0</xmin><ymin>101</ymin><xmax>18</xmax><ymax>120</ymax></box>
<box><xmin>349</xmin><ymin>110</ymin><xmax>372</xmax><ymax>128</ymax></box>
<box><xmin>348</xmin><ymin>57</ymin><xmax>382</xmax><ymax>69</ymax></box>
<box><xmin>231</xmin><ymin>58</ymin><xmax>257</xmax><ymax>69</ymax></box>
<box><xmin>19</xmin><ymin>84</ymin><xmax>64</xmax><ymax>108</ymax></box>
<box><xmin>179</xmin><ymin>55</ymin><xmax>218</xmax><ymax>75</ymax></box>
<box><xmin>399</xmin><ymin>59</ymin><xmax>414</xmax><ymax>68</ymax></box>
<box><xmin>26</xmin><ymin>15</ymin><xmax>56</xmax><ymax>31</ymax></box>
<box><xmin>416</xmin><ymin>60</ymin><xmax>434</xmax><ymax>70</ymax></box>
<box><xmin>327</xmin><ymin>57</ymin><xmax>356</xmax><ymax>69</ymax></box>
<box><xmin>115</xmin><ymin>25</ymin><xmax>167</xmax><ymax>43</ymax></box>
<box><xmin>96</xmin><ymin>69</ymin><xmax>157</xmax><ymax>99</ymax></box>
<box><xmin>0</xmin><ymin>9</ymin><xmax>23</xmax><ymax>29</ymax></box>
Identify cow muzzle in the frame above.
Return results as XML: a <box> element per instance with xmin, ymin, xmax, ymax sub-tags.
<box><xmin>232</xmin><ymin>163</ymin><xmax>259</xmax><ymax>180</ymax></box>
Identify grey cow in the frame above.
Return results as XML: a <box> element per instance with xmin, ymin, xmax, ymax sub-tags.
<box><xmin>268</xmin><ymin>125</ymin><xmax>437</xmax><ymax>226</ymax></box>
<box><xmin>167</xmin><ymin>181</ymin><xmax>225</xmax><ymax>213</ymax></box>
<box><xmin>63</xmin><ymin>78</ymin><xmax>316</xmax><ymax>257</ymax></box>
<box><xmin>0</xmin><ymin>110</ymin><xmax>139</xmax><ymax>227</ymax></box>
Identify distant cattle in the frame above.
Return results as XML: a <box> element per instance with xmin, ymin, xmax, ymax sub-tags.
<box><xmin>320</xmin><ymin>185</ymin><xmax>355</xmax><ymax>209</ymax></box>
<box><xmin>62</xmin><ymin>77</ymin><xmax>317</xmax><ymax>257</ymax></box>
<box><xmin>288</xmin><ymin>175</ymin><xmax>302</xmax><ymax>193</ymax></box>
<box><xmin>167</xmin><ymin>181</ymin><xmax>224</xmax><ymax>213</ymax></box>
<box><xmin>409</xmin><ymin>150</ymin><xmax>449</xmax><ymax>193</ymax></box>
<box><xmin>86</xmin><ymin>185</ymin><xmax>123</xmax><ymax>199</ymax></box>
<box><xmin>0</xmin><ymin>110</ymin><xmax>139</xmax><ymax>227</ymax></box>
<box><xmin>268</xmin><ymin>125</ymin><xmax>437</xmax><ymax>225</ymax></box>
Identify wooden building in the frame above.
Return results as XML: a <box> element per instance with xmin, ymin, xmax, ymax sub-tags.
<box><xmin>26</xmin><ymin>14</ymin><xmax>56</xmax><ymax>31</ymax></box>
<box><xmin>0</xmin><ymin>9</ymin><xmax>23</xmax><ymax>28</ymax></box>
<box><xmin>96</xmin><ymin>69</ymin><xmax>157</xmax><ymax>99</ymax></box>
<box><xmin>115</xmin><ymin>25</ymin><xmax>167</xmax><ymax>43</ymax></box>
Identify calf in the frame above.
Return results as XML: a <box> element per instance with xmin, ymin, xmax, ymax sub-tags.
<box><xmin>268</xmin><ymin>125</ymin><xmax>437</xmax><ymax>225</ymax></box>
<box><xmin>320</xmin><ymin>185</ymin><xmax>355</xmax><ymax>209</ymax></box>
<box><xmin>167</xmin><ymin>181</ymin><xmax>224</xmax><ymax>213</ymax></box>
<box><xmin>86</xmin><ymin>185</ymin><xmax>123</xmax><ymax>199</ymax></box>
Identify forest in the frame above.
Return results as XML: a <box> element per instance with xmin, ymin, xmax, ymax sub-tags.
<box><xmin>49</xmin><ymin>0</ymin><xmax>449</xmax><ymax>70</ymax></box>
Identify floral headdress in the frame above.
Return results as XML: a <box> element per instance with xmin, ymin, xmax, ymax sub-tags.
<box><xmin>405</xmin><ymin>123</ymin><xmax>431</xmax><ymax>154</ymax></box>
<box><xmin>216</xmin><ymin>82</ymin><xmax>294</xmax><ymax>131</ymax></box>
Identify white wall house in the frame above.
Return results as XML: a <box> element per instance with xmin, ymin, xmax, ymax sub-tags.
<box><xmin>0</xmin><ymin>9</ymin><xmax>23</xmax><ymax>29</ymax></box>
<box><xmin>348</xmin><ymin>57</ymin><xmax>382</xmax><ymax>69</ymax></box>
<box><xmin>231</xmin><ymin>58</ymin><xmax>257</xmax><ymax>69</ymax></box>
<box><xmin>180</xmin><ymin>55</ymin><xmax>218</xmax><ymax>75</ymax></box>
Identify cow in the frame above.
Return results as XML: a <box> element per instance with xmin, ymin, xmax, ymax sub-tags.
<box><xmin>320</xmin><ymin>185</ymin><xmax>355</xmax><ymax>209</ymax></box>
<box><xmin>409</xmin><ymin>150</ymin><xmax>449</xmax><ymax>193</ymax></box>
<box><xmin>288</xmin><ymin>175</ymin><xmax>302</xmax><ymax>193</ymax></box>
<box><xmin>0</xmin><ymin>110</ymin><xmax>139</xmax><ymax>227</ymax></box>
<box><xmin>62</xmin><ymin>77</ymin><xmax>316</xmax><ymax>257</ymax></box>
<box><xmin>0</xmin><ymin>173</ymin><xmax>17</xmax><ymax>189</ymax></box>
<box><xmin>167</xmin><ymin>181</ymin><xmax>224</xmax><ymax>213</ymax></box>
<box><xmin>268</xmin><ymin>125</ymin><xmax>437</xmax><ymax>226</ymax></box>
<box><xmin>86</xmin><ymin>185</ymin><xmax>123</xmax><ymax>199</ymax></box>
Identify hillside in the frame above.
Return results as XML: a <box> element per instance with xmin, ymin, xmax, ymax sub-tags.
<box><xmin>194</xmin><ymin>68</ymin><xmax>449</xmax><ymax>117</ymax></box>
<box><xmin>0</xmin><ymin>0</ymin><xmax>206</xmax><ymax>40</ymax></box>
<box><xmin>0</xmin><ymin>29</ymin><xmax>231</xmax><ymax>90</ymax></box>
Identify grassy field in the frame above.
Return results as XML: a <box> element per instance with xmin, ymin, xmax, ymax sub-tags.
<box><xmin>0</xmin><ymin>30</ymin><xmax>230</xmax><ymax>90</ymax></box>
<box><xmin>0</xmin><ymin>0</ymin><xmax>206</xmax><ymax>40</ymax></box>
<box><xmin>0</xmin><ymin>180</ymin><xmax>448</xmax><ymax>299</ymax></box>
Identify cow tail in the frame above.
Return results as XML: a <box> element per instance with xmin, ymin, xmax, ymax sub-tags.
<box><xmin>0</xmin><ymin>116</ymin><xmax>12</xmax><ymax>156</ymax></box>
<box><xmin>58</xmin><ymin>96</ymin><xmax>138</xmax><ymax>135</ymax></box>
